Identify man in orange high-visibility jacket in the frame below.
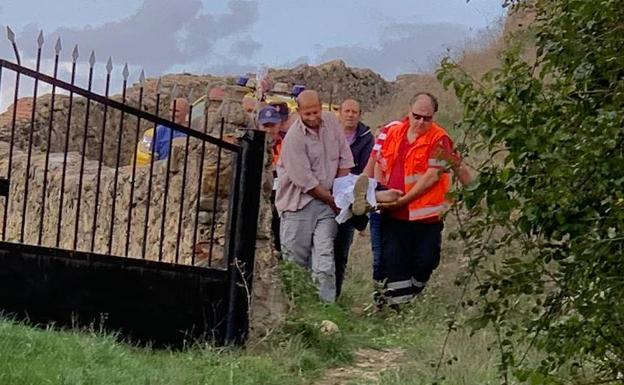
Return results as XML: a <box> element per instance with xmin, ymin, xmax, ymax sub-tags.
<box><xmin>373</xmin><ymin>92</ymin><xmax>461</xmax><ymax>307</ymax></box>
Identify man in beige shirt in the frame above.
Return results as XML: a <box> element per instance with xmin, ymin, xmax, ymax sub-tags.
<box><xmin>276</xmin><ymin>90</ymin><xmax>354</xmax><ymax>302</ymax></box>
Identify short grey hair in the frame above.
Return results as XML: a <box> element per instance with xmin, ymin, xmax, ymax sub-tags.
<box><xmin>410</xmin><ymin>92</ymin><xmax>438</xmax><ymax>113</ymax></box>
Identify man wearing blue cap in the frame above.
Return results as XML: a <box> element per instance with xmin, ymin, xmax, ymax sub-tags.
<box><xmin>257</xmin><ymin>105</ymin><xmax>283</xmax><ymax>129</ymax></box>
<box><xmin>258</xmin><ymin>105</ymin><xmax>290</xmax><ymax>257</ymax></box>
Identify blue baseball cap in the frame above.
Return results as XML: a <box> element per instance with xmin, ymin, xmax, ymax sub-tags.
<box><xmin>257</xmin><ymin>106</ymin><xmax>282</xmax><ymax>125</ymax></box>
<box><xmin>292</xmin><ymin>84</ymin><xmax>306</xmax><ymax>97</ymax></box>
<box><xmin>236</xmin><ymin>76</ymin><xmax>250</xmax><ymax>86</ymax></box>
<box><xmin>269</xmin><ymin>102</ymin><xmax>289</xmax><ymax>120</ymax></box>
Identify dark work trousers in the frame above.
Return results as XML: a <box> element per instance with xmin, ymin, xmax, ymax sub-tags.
<box><xmin>379</xmin><ymin>214</ymin><xmax>443</xmax><ymax>305</ymax></box>
<box><xmin>334</xmin><ymin>214</ymin><xmax>369</xmax><ymax>298</ymax></box>
<box><xmin>369</xmin><ymin>212</ymin><xmax>383</xmax><ymax>281</ymax></box>
<box><xmin>270</xmin><ymin>189</ymin><xmax>281</xmax><ymax>253</ymax></box>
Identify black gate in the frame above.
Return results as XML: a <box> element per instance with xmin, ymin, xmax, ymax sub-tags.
<box><xmin>0</xmin><ymin>28</ymin><xmax>264</xmax><ymax>346</ymax></box>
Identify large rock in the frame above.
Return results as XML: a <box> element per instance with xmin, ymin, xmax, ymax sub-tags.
<box><xmin>269</xmin><ymin>59</ymin><xmax>393</xmax><ymax>112</ymax></box>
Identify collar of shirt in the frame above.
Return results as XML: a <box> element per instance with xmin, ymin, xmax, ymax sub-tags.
<box><xmin>296</xmin><ymin>116</ymin><xmax>327</xmax><ymax>137</ymax></box>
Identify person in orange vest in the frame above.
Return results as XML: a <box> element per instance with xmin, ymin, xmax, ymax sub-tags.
<box><xmin>372</xmin><ymin>92</ymin><xmax>469</xmax><ymax>308</ymax></box>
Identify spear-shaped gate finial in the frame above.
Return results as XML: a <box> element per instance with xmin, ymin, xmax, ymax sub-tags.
<box><xmin>6</xmin><ymin>26</ymin><xmax>21</xmax><ymax>64</ymax></box>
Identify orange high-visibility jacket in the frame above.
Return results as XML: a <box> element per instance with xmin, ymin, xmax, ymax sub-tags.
<box><xmin>379</xmin><ymin>119</ymin><xmax>451</xmax><ymax>221</ymax></box>
<box><xmin>272</xmin><ymin>140</ymin><xmax>282</xmax><ymax>166</ymax></box>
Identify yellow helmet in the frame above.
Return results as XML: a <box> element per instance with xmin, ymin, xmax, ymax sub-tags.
<box><xmin>265</xmin><ymin>93</ymin><xmax>298</xmax><ymax>111</ymax></box>
<box><xmin>135</xmin><ymin>128</ymin><xmax>155</xmax><ymax>166</ymax></box>
<box><xmin>322</xmin><ymin>102</ymin><xmax>340</xmax><ymax>117</ymax></box>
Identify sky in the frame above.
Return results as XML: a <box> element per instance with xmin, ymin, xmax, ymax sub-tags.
<box><xmin>0</xmin><ymin>0</ymin><xmax>506</xmax><ymax>108</ymax></box>
<box><xmin>0</xmin><ymin>0</ymin><xmax>507</xmax><ymax>77</ymax></box>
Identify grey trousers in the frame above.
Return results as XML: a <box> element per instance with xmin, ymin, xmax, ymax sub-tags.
<box><xmin>280</xmin><ymin>199</ymin><xmax>338</xmax><ymax>302</ymax></box>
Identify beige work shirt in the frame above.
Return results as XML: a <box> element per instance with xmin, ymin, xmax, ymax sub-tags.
<box><xmin>275</xmin><ymin>112</ymin><xmax>354</xmax><ymax>213</ymax></box>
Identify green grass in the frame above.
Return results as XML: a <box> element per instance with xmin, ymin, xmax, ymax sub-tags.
<box><xmin>0</xmin><ymin>231</ymin><xmax>501</xmax><ymax>385</ymax></box>
<box><xmin>0</xmin><ymin>319</ymin><xmax>294</xmax><ymax>385</ymax></box>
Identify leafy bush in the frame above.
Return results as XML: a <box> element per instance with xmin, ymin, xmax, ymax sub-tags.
<box><xmin>438</xmin><ymin>0</ymin><xmax>624</xmax><ymax>383</ymax></box>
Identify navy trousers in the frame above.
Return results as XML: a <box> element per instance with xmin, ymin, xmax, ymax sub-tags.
<box><xmin>379</xmin><ymin>215</ymin><xmax>443</xmax><ymax>305</ymax></box>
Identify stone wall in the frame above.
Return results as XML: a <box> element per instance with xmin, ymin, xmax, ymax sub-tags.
<box><xmin>269</xmin><ymin>59</ymin><xmax>393</xmax><ymax>112</ymax></box>
<box><xmin>0</xmin><ymin>136</ymin><xmax>233</xmax><ymax>266</ymax></box>
<box><xmin>0</xmin><ymin>74</ymin><xmax>250</xmax><ymax>169</ymax></box>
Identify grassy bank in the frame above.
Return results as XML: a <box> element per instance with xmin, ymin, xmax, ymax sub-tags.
<box><xmin>0</xmin><ymin>230</ymin><xmax>499</xmax><ymax>385</ymax></box>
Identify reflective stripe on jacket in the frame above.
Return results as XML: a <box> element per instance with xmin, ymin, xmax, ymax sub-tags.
<box><xmin>379</xmin><ymin>119</ymin><xmax>451</xmax><ymax>221</ymax></box>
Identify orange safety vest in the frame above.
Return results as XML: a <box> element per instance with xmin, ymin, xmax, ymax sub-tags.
<box><xmin>379</xmin><ymin>119</ymin><xmax>451</xmax><ymax>221</ymax></box>
<box><xmin>271</xmin><ymin>139</ymin><xmax>282</xmax><ymax>166</ymax></box>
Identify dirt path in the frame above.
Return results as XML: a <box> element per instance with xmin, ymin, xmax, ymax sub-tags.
<box><xmin>314</xmin><ymin>347</ymin><xmax>406</xmax><ymax>385</ymax></box>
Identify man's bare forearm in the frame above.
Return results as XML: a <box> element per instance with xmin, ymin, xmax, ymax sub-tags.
<box><xmin>308</xmin><ymin>184</ymin><xmax>339</xmax><ymax>213</ymax></box>
<box><xmin>456</xmin><ymin>164</ymin><xmax>474</xmax><ymax>186</ymax></box>
<box><xmin>373</xmin><ymin>161</ymin><xmax>383</xmax><ymax>183</ymax></box>
<box><xmin>307</xmin><ymin>185</ymin><xmax>334</xmax><ymax>205</ymax></box>
<box><xmin>363</xmin><ymin>157</ymin><xmax>375</xmax><ymax>178</ymax></box>
<box><xmin>336</xmin><ymin>168</ymin><xmax>351</xmax><ymax>177</ymax></box>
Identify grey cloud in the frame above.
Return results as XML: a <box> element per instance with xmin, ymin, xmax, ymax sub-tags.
<box><xmin>8</xmin><ymin>0</ymin><xmax>260</xmax><ymax>74</ymax></box>
<box><xmin>202</xmin><ymin>59</ymin><xmax>256</xmax><ymax>77</ymax></box>
<box><xmin>184</xmin><ymin>0</ymin><xmax>257</xmax><ymax>55</ymax></box>
<box><xmin>201</xmin><ymin>54</ymin><xmax>310</xmax><ymax>78</ymax></box>
<box><xmin>279</xmin><ymin>56</ymin><xmax>310</xmax><ymax>69</ymax></box>
<box><xmin>229</xmin><ymin>38</ymin><xmax>261</xmax><ymax>59</ymax></box>
<box><xmin>317</xmin><ymin>22</ymin><xmax>471</xmax><ymax>79</ymax></box>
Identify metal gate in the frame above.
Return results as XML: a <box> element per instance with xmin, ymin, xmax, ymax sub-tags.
<box><xmin>0</xmin><ymin>28</ymin><xmax>265</xmax><ymax>346</ymax></box>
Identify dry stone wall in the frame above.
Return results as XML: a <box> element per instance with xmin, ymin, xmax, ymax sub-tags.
<box><xmin>0</xmin><ymin>74</ymin><xmax>248</xmax><ymax>168</ymax></box>
<box><xmin>269</xmin><ymin>59</ymin><xmax>393</xmax><ymax>112</ymax></box>
<box><xmin>0</xmin><ymin>136</ymin><xmax>234</xmax><ymax>266</ymax></box>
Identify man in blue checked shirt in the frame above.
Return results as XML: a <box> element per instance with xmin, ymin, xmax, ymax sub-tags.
<box><xmin>153</xmin><ymin>97</ymin><xmax>190</xmax><ymax>161</ymax></box>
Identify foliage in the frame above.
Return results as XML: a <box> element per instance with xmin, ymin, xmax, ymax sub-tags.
<box><xmin>438</xmin><ymin>0</ymin><xmax>624</xmax><ymax>383</ymax></box>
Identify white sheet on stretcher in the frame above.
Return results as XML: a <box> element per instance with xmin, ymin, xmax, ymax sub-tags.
<box><xmin>332</xmin><ymin>174</ymin><xmax>377</xmax><ymax>224</ymax></box>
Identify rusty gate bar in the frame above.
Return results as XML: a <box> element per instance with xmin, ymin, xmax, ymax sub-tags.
<box><xmin>55</xmin><ymin>45</ymin><xmax>79</xmax><ymax>248</ymax></box>
<box><xmin>141</xmin><ymin>85</ymin><xmax>161</xmax><ymax>259</ymax></box>
<box><xmin>209</xmin><ymin>117</ymin><xmax>227</xmax><ymax>266</ymax></box>
<box><xmin>90</xmin><ymin>58</ymin><xmax>113</xmax><ymax>253</ymax></box>
<box><xmin>175</xmin><ymin>91</ymin><xmax>193</xmax><ymax>263</ymax></box>
<box><xmin>125</xmin><ymin>71</ymin><xmax>146</xmax><ymax>257</ymax></box>
<box><xmin>108</xmin><ymin>65</ymin><xmax>129</xmax><ymax>255</ymax></box>
<box><xmin>19</xmin><ymin>32</ymin><xmax>43</xmax><ymax>243</ymax></box>
<box><xmin>158</xmin><ymin>97</ymin><xmax>177</xmax><ymax>262</ymax></box>
<box><xmin>38</xmin><ymin>39</ymin><xmax>62</xmax><ymax>246</ymax></box>
<box><xmin>1</xmin><ymin>60</ymin><xmax>21</xmax><ymax>241</ymax></box>
<box><xmin>73</xmin><ymin>51</ymin><xmax>96</xmax><ymax>250</ymax></box>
